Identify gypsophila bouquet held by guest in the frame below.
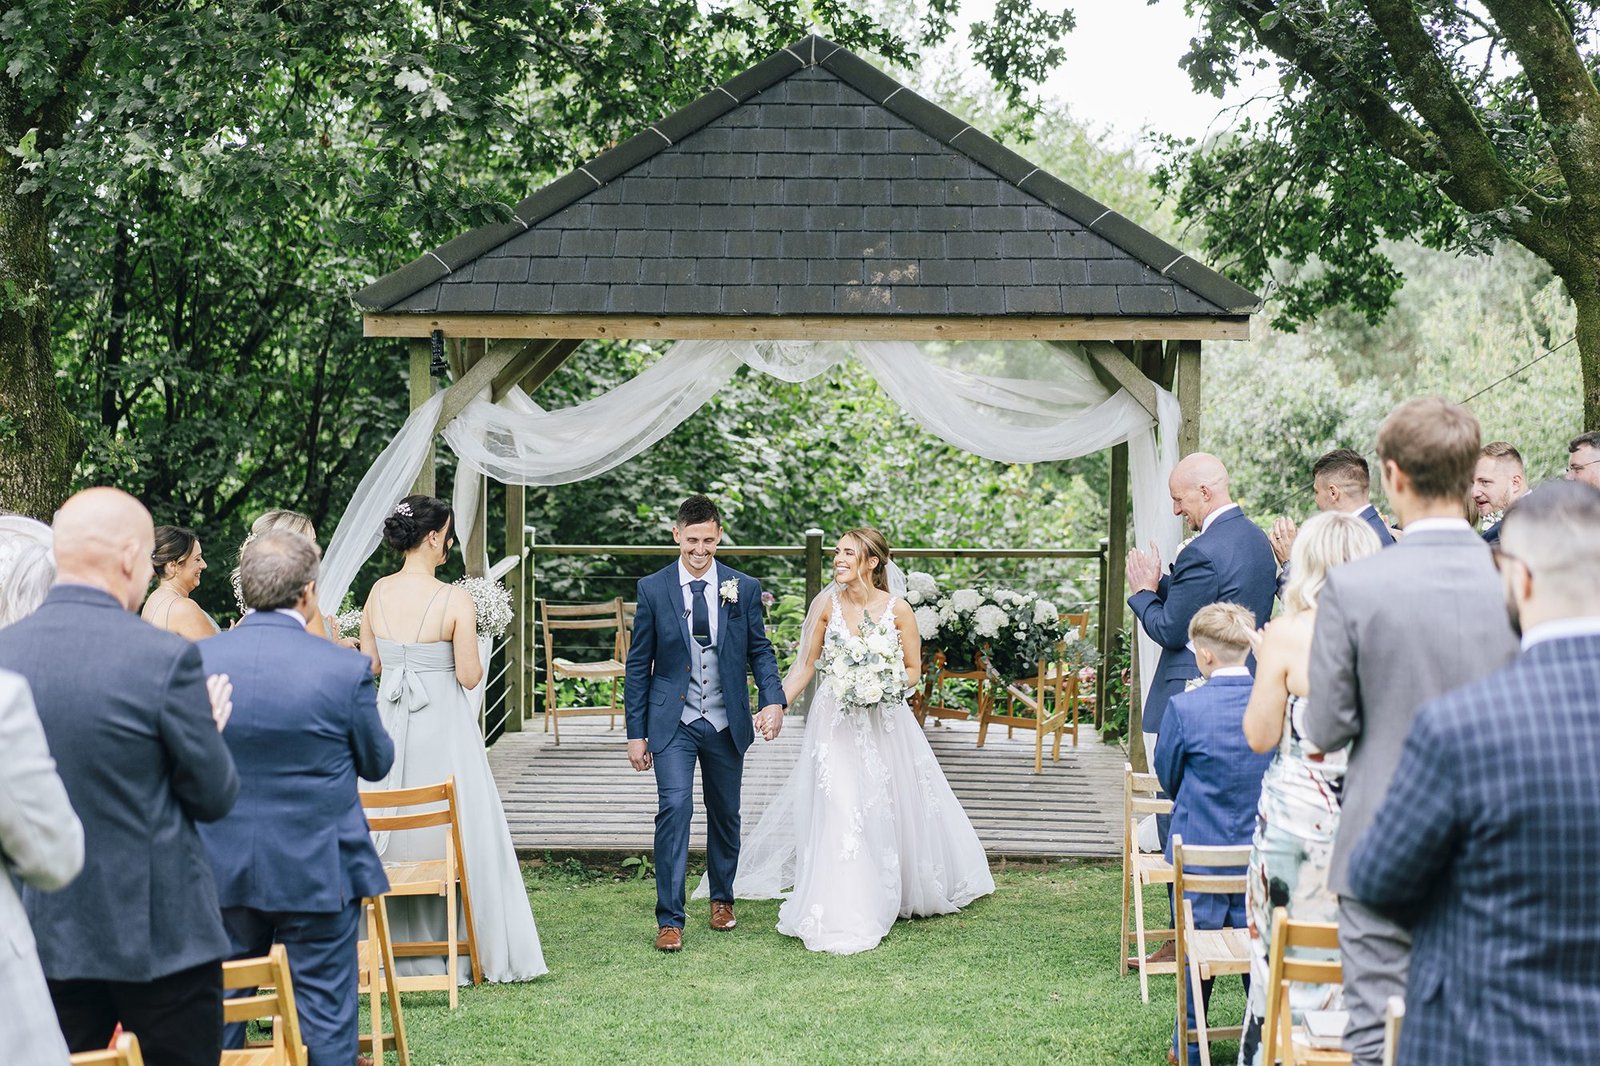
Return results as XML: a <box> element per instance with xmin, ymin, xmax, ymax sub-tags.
<box><xmin>818</xmin><ymin>611</ymin><xmax>908</xmax><ymax>712</ymax></box>
<box><xmin>454</xmin><ymin>575</ymin><xmax>514</xmax><ymax>639</ymax></box>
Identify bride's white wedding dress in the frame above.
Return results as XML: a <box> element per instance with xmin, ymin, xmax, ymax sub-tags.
<box><xmin>704</xmin><ymin>592</ymin><xmax>994</xmax><ymax>955</ymax></box>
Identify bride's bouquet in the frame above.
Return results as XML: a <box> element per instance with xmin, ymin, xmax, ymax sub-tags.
<box><xmin>818</xmin><ymin>614</ymin><xmax>908</xmax><ymax>713</ymax></box>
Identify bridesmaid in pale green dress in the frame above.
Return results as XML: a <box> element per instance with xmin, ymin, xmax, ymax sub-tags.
<box><xmin>1236</xmin><ymin>511</ymin><xmax>1381</xmax><ymax>1064</ymax></box>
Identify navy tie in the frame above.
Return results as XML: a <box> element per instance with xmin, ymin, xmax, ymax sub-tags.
<box><xmin>690</xmin><ymin>580</ymin><xmax>712</xmax><ymax>648</ymax></box>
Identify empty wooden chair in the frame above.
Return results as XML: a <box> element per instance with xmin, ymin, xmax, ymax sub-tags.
<box><xmin>913</xmin><ymin>649</ymin><xmax>989</xmax><ymax>728</ymax></box>
<box><xmin>1381</xmin><ymin>996</ymin><xmax>1405</xmax><ymax>1066</ymax></box>
<box><xmin>1261</xmin><ymin>906</ymin><xmax>1350</xmax><ymax>1065</ymax></box>
<box><xmin>356</xmin><ymin>893</ymin><xmax>411</xmax><ymax>1066</ymax></box>
<box><xmin>219</xmin><ymin>943</ymin><xmax>307</xmax><ymax>1066</ymax></box>
<box><xmin>539</xmin><ymin>597</ymin><xmax>627</xmax><ymax>743</ymax></box>
<box><xmin>976</xmin><ymin>649</ymin><xmax>1073</xmax><ymax>773</ymax></box>
<box><xmin>1120</xmin><ymin>762</ymin><xmax>1176</xmax><ymax>1002</ymax></box>
<box><xmin>1048</xmin><ymin>611</ymin><xmax>1094</xmax><ymax>747</ymax></box>
<box><xmin>359</xmin><ymin>778</ymin><xmax>480</xmax><ymax>1008</ymax></box>
<box><xmin>1172</xmin><ymin>836</ymin><xmax>1252</xmax><ymax>1066</ymax></box>
<box><xmin>70</xmin><ymin>1033</ymin><xmax>145</xmax><ymax>1066</ymax></box>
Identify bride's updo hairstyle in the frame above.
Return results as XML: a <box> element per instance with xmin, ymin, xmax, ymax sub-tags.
<box><xmin>843</xmin><ymin>527</ymin><xmax>893</xmax><ymax>592</ymax></box>
<box><xmin>382</xmin><ymin>494</ymin><xmax>455</xmax><ymax>554</ymax></box>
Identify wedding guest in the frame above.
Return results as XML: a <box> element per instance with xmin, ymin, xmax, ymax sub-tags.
<box><xmin>1471</xmin><ymin>440</ymin><xmax>1528</xmax><ymax>545</ymax></box>
<box><xmin>1128</xmin><ymin>453</ymin><xmax>1277</xmax><ymax>754</ymax></box>
<box><xmin>1347</xmin><ymin>479</ymin><xmax>1600</xmax><ymax>1065</ymax></box>
<box><xmin>1564</xmin><ymin>429</ymin><xmax>1600</xmax><ymax>489</ymax></box>
<box><xmin>230</xmin><ymin>509</ymin><xmax>350</xmax><ymax>644</ymax></box>
<box><xmin>141</xmin><ymin>525</ymin><xmax>221</xmax><ymax>639</ymax></box>
<box><xmin>1236</xmin><ymin>511</ymin><xmax>1382</xmax><ymax>1065</ymax></box>
<box><xmin>0</xmin><ymin>488</ymin><xmax>238</xmax><ymax>1066</ymax></box>
<box><xmin>0</xmin><ymin>514</ymin><xmax>55</xmax><ymax>626</ymax></box>
<box><xmin>1266</xmin><ymin>449</ymin><xmax>1395</xmax><ymax>569</ymax></box>
<box><xmin>199</xmin><ymin>531</ymin><xmax>392</xmax><ymax>1066</ymax></box>
<box><xmin>359</xmin><ymin>495</ymin><xmax>546</xmax><ymax>983</ymax></box>
<box><xmin>0</xmin><ymin>668</ymin><xmax>83</xmax><ymax>1066</ymax></box>
<box><xmin>1302</xmin><ymin>398</ymin><xmax>1519</xmax><ymax>1066</ymax></box>
<box><xmin>1154</xmin><ymin>603</ymin><xmax>1273</xmax><ymax>1066</ymax></box>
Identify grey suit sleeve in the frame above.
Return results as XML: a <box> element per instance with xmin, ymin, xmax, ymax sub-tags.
<box><xmin>1304</xmin><ymin>574</ymin><xmax>1360</xmax><ymax>753</ymax></box>
<box><xmin>349</xmin><ymin>664</ymin><xmax>394</xmax><ymax>783</ymax></box>
<box><xmin>0</xmin><ymin>676</ymin><xmax>83</xmax><ymax>891</ymax></box>
<box><xmin>159</xmin><ymin>643</ymin><xmax>239</xmax><ymax>823</ymax></box>
<box><xmin>746</xmin><ymin>578</ymin><xmax>786</xmax><ymax>709</ymax></box>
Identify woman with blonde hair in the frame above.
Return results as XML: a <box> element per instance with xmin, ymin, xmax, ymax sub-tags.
<box><xmin>230</xmin><ymin>509</ymin><xmax>348</xmax><ymax>642</ymax></box>
<box><xmin>1236</xmin><ymin>510</ymin><xmax>1382</xmax><ymax>1064</ymax></box>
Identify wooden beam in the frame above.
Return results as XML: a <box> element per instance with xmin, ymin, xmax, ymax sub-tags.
<box><xmin>433</xmin><ymin>342</ymin><xmax>547</xmax><ymax>433</ymax></box>
<box><xmin>1078</xmin><ymin>341</ymin><xmax>1160</xmax><ymax>421</ymax></box>
<box><xmin>488</xmin><ymin>340</ymin><xmax>556</xmax><ymax>401</ymax></box>
<box><xmin>1175</xmin><ymin>339</ymin><xmax>1202</xmax><ymax>457</ymax></box>
<box><xmin>408</xmin><ymin>340</ymin><xmax>436</xmax><ymax>497</ymax></box>
<box><xmin>516</xmin><ymin>339</ymin><xmax>583</xmax><ymax>397</ymax></box>
<box><xmin>1106</xmin><ymin>442</ymin><xmax>1138</xmax><ymax>770</ymax></box>
<box><xmin>364</xmin><ymin>313</ymin><xmax>1252</xmax><ymax>343</ymax></box>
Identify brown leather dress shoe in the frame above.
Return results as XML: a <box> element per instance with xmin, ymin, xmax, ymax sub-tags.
<box><xmin>655</xmin><ymin>926</ymin><xmax>683</xmax><ymax>951</ymax></box>
<box><xmin>1145</xmin><ymin>940</ymin><xmax>1176</xmax><ymax>965</ymax></box>
<box><xmin>711</xmin><ymin>901</ymin><xmax>737</xmax><ymax>931</ymax></box>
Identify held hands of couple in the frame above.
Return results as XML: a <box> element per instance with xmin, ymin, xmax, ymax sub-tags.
<box><xmin>628</xmin><ymin>739</ymin><xmax>653</xmax><ymax>772</ymax></box>
<box><xmin>1125</xmin><ymin>542</ymin><xmax>1165</xmax><ymax>595</ymax></box>
<box><xmin>626</xmin><ymin>705</ymin><xmax>785</xmax><ymax>771</ymax></box>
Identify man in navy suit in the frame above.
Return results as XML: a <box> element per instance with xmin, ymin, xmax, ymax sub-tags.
<box><xmin>1268</xmin><ymin>449</ymin><xmax>1396</xmax><ymax>584</ymax></box>
<box><xmin>1154</xmin><ymin>603</ymin><xmax>1274</xmax><ymax>1066</ymax></box>
<box><xmin>625</xmin><ymin>495</ymin><xmax>786</xmax><ymax>951</ymax></box>
<box><xmin>1471</xmin><ymin>440</ymin><xmax>1528</xmax><ymax>546</ymax></box>
<box><xmin>198</xmin><ymin>530</ymin><xmax>393</xmax><ymax>1066</ymax></box>
<box><xmin>1348</xmin><ymin>480</ymin><xmax>1600</xmax><ymax>1066</ymax></box>
<box><xmin>0</xmin><ymin>488</ymin><xmax>238</xmax><ymax>1066</ymax></box>
<box><xmin>1127</xmin><ymin>453</ymin><xmax>1277</xmax><ymax>748</ymax></box>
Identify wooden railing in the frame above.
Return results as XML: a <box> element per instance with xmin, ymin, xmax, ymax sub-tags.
<box><xmin>481</xmin><ymin>529</ymin><xmax>1115</xmax><ymax>743</ymax></box>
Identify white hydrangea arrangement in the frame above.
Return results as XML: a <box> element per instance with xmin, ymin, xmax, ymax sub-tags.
<box><xmin>455</xmin><ymin>576</ymin><xmax>514</xmax><ymax>639</ymax></box>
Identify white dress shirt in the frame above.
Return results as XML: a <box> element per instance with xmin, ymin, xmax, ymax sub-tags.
<box><xmin>1401</xmin><ymin>516</ymin><xmax>1474</xmax><ymax>535</ymax></box>
<box><xmin>678</xmin><ymin>559</ymin><xmax>718</xmax><ymax>645</ymax></box>
<box><xmin>1521</xmin><ymin>616</ymin><xmax>1600</xmax><ymax>652</ymax></box>
<box><xmin>1200</xmin><ymin>502</ymin><xmax>1241</xmax><ymax>535</ymax></box>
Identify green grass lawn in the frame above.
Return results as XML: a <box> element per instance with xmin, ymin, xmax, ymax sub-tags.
<box><xmin>382</xmin><ymin>860</ymin><xmax>1243</xmax><ymax>1065</ymax></box>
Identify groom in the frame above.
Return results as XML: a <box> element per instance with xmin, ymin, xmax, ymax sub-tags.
<box><xmin>625</xmin><ymin>494</ymin><xmax>786</xmax><ymax>952</ymax></box>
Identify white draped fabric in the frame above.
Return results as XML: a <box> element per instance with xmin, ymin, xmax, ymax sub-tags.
<box><xmin>320</xmin><ymin>339</ymin><xmax>1182</xmax><ymax>701</ymax></box>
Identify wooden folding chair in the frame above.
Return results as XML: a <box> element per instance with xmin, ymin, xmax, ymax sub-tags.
<box><xmin>357</xmin><ymin>894</ymin><xmax>411</xmax><ymax>1066</ymax></box>
<box><xmin>70</xmin><ymin>1033</ymin><xmax>145</xmax><ymax>1066</ymax></box>
<box><xmin>1046</xmin><ymin>611</ymin><xmax>1093</xmax><ymax>747</ymax></box>
<box><xmin>1120</xmin><ymin>762</ymin><xmax>1176</xmax><ymax>1002</ymax></box>
<box><xmin>219</xmin><ymin>944</ymin><xmax>307</xmax><ymax>1066</ymax></box>
<box><xmin>1172</xmin><ymin>836</ymin><xmax>1253</xmax><ymax>1066</ymax></box>
<box><xmin>1381</xmin><ymin>996</ymin><xmax>1405</xmax><ymax>1066</ymax></box>
<box><xmin>360</xmin><ymin>778</ymin><xmax>480</xmax><ymax>1008</ymax></box>
<box><xmin>976</xmin><ymin>650</ymin><xmax>1071</xmax><ymax>773</ymax></box>
<box><xmin>539</xmin><ymin>597</ymin><xmax>627</xmax><ymax>743</ymax></box>
<box><xmin>1262</xmin><ymin>906</ymin><xmax>1350</xmax><ymax>1065</ymax></box>
<box><xmin>913</xmin><ymin>649</ymin><xmax>989</xmax><ymax>727</ymax></box>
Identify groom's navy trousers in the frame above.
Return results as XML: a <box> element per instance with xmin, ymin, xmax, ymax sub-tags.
<box><xmin>625</xmin><ymin>561</ymin><xmax>785</xmax><ymax>929</ymax></box>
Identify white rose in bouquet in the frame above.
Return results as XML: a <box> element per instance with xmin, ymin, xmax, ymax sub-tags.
<box><xmin>856</xmin><ymin>679</ymin><xmax>884</xmax><ymax>705</ymax></box>
<box><xmin>913</xmin><ymin>606</ymin><xmax>941</xmax><ymax>640</ymax></box>
<box><xmin>847</xmin><ymin>636</ymin><xmax>868</xmax><ymax>662</ymax></box>
<box><xmin>973</xmin><ymin>604</ymin><xmax>1008</xmax><ymax>639</ymax></box>
<box><xmin>865</xmin><ymin>630</ymin><xmax>894</xmax><ymax>657</ymax></box>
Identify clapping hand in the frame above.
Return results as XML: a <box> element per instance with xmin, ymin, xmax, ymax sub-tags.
<box><xmin>1269</xmin><ymin>516</ymin><xmax>1299</xmax><ymax>564</ymax></box>
<box><xmin>1125</xmin><ymin>543</ymin><xmax>1164</xmax><ymax>595</ymax></box>
<box><xmin>206</xmin><ymin>673</ymin><xmax>233</xmax><ymax>732</ymax></box>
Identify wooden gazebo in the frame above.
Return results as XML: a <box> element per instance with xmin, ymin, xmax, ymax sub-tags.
<box><xmin>354</xmin><ymin>34</ymin><xmax>1259</xmax><ymax>756</ymax></box>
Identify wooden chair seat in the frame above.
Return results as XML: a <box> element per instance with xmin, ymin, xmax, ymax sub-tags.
<box><xmin>1189</xmin><ymin>927</ymin><xmax>1252</xmax><ymax>978</ymax></box>
<box><xmin>541</xmin><ymin>598</ymin><xmax>627</xmax><ymax>742</ymax></box>
<box><xmin>70</xmin><ymin>1033</ymin><xmax>145</xmax><ymax>1065</ymax></box>
<box><xmin>551</xmin><ymin>657</ymin><xmax>625</xmax><ymax>679</ymax></box>
<box><xmin>1173</xmin><ymin>837</ymin><xmax>1253</xmax><ymax>1066</ymax></box>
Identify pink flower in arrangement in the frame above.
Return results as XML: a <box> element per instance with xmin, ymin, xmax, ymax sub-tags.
<box><xmin>1077</xmin><ymin>666</ymin><xmax>1096</xmax><ymax>685</ymax></box>
<box><xmin>761</xmin><ymin>590</ymin><xmax>776</xmax><ymax>609</ymax></box>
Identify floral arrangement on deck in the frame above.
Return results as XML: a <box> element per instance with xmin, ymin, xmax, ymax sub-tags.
<box><xmin>818</xmin><ymin>613</ymin><xmax>908</xmax><ymax>713</ymax></box>
<box><xmin>455</xmin><ymin>576</ymin><xmax>514</xmax><ymax>639</ymax></box>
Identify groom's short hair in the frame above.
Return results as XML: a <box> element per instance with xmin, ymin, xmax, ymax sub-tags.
<box><xmin>676</xmin><ymin>495</ymin><xmax>721</xmax><ymax>529</ymax></box>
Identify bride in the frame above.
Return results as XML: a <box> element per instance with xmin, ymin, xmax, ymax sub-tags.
<box><xmin>702</xmin><ymin>527</ymin><xmax>994</xmax><ymax>954</ymax></box>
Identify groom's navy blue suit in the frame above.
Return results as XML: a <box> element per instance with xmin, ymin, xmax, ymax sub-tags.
<box><xmin>626</xmin><ymin>560</ymin><xmax>785</xmax><ymax>928</ymax></box>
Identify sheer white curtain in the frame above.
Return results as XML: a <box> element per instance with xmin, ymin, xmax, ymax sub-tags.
<box><xmin>320</xmin><ymin>339</ymin><xmax>1181</xmax><ymax>699</ymax></box>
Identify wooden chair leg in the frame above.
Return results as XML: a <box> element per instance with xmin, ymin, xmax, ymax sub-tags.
<box><xmin>367</xmin><ymin>895</ymin><xmax>410</xmax><ymax>1066</ymax></box>
<box><xmin>1134</xmin><ymin>876</ymin><xmax>1153</xmax><ymax>1003</ymax></box>
<box><xmin>445</xmin><ymin>836</ymin><xmax>459</xmax><ymax>1010</ymax></box>
<box><xmin>1033</xmin><ymin>726</ymin><xmax>1044</xmax><ymax>775</ymax></box>
<box><xmin>1120</xmin><ymin>848</ymin><xmax>1133</xmax><ymax>977</ymax></box>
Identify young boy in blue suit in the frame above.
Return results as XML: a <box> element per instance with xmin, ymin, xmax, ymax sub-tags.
<box><xmin>1155</xmin><ymin>602</ymin><xmax>1274</xmax><ymax>1066</ymax></box>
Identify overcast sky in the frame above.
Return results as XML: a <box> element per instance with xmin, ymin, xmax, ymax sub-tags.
<box><xmin>954</xmin><ymin>0</ymin><xmax>1279</xmax><ymax>147</ymax></box>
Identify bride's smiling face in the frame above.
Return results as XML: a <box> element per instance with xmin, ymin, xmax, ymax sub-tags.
<box><xmin>832</xmin><ymin>536</ymin><xmax>879</xmax><ymax>587</ymax></box>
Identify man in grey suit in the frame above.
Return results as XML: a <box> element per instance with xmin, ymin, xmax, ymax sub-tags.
<box><xmin>0</xmin><ymin>670</ymin><xmax>83</xmax><ymax>1065</ymax></box>
<box><xmin>0</xmin><ymin>488</ymin><xmax>239</xmax><ymax>1066</ymax></box>
<box><xmin>1303</xmin><ymin>398</ymin><xmax>1519</xmax><ymax>1065</ymax></box>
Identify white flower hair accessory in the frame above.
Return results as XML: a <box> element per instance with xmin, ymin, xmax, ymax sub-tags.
<box><xmin>393</xmin><ymin>501</ymin><xmax>413</xmax><ymax>517</ymax></box>
<box><xmin>719</xmin><ymin>579</ymin><xmax>739</xmax><ymax>604</ymax></box>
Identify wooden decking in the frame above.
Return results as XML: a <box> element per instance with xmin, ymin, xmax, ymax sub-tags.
<box><xmin>488</xmin><ymin>714</ymin><xmax>1125</xmax><ymax>860</ymax></box>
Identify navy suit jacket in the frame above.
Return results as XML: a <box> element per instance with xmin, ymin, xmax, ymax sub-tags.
<box><xmin>0</xmin><ymin>585</ymin><xmax>239</xmax><ymax>982</ymax></box>
<box><xmin>1480</xmin><ymin>520</ymin><xmax>1502</xmax><ymax>546</ymax></box>
<box><xmin>198</xmin><ymin>611</ymin><xmax>393</xmax><ymax>913</ymax></box>
<box><xmin>1154</xmin><ymin>674</ymin><xmax>1273</xmax><ymax>925</ymax></box>
<box><xmin>1130</xmin><ymin>508</ymin><xmax>1278</xmax><ymax>735</ymax></box>
<box><xmin>1347</xmin><ymin>633</ymin><xmax>1600</xmax><ymax>1066</ymax></box>
<box><xmin>1356</xmin><ymin>503</ymin><xmax>1397</xmax><ymax>547</ymax></box>
<box><xmin>624</xmin><ymin>561</ymin><xmax>785</xmax><ymax>755</ymax></box>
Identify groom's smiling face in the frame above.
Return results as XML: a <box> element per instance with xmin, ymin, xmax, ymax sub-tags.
<box><xmin>674</xmin><ymin>519</ymin><xmax>720</xmax><ymax>578</ymax></box>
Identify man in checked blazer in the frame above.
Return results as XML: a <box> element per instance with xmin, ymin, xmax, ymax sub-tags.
<box><xmin>1302</xmin><ymin>399</ymin><xmax>1519</xmax><ymax>1065</ymax></box>
<box><xmin>1348</xmin><ymin>480</ymin><xmax>1600</xmax><ymax>1066</ymax></box>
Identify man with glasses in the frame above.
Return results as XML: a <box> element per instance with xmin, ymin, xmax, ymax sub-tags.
<box><xmin>1566</xmin><ymin>430</ymin><xmax>1600</xmax><ymax>489</ymax></box>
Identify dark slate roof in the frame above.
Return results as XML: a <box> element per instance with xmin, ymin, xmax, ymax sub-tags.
<box><xmin>357</xmin><ymin>35</ymin><xmax>1259</xmax><ymax>318</ymax></box>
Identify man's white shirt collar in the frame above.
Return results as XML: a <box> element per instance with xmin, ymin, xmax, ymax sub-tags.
<box><xmin>1209</xmin><ymin>665</ymin><xmax>1252</xmax><ymax>678</ymax></box>
<box><xmin>1521</xmin><ymin>616</ymin><xmax>1600</xmax><ymax>651</ymax></box>
<box><xmin>274</xmin><ymin>607</ymin><xmax>308</xmax><ymax>626</ymax></box>
<box><xmin>1401</xmin><ymin>516</ymin><xmax>1474</xmax><ymax>535</ymax></box>
<box><xmin>678</xmin><ymin>559</ymin><xmax>716</xmax><ymax>587</ymax></box>
<box><xmin>1356</xmin><ymin>503</ymin><xmax>1379</xmax><ymax>521</ymax></box>
<box><xmin>1200</xmin><ymin>502</ymin><xmax>1240</xmax><ymax>535</ymax></box>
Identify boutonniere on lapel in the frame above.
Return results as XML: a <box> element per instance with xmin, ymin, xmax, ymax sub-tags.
<box><xmin>719</xmin><ymin>579</ymin><xmax>739</xmax><ymax>605</ymax></box>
